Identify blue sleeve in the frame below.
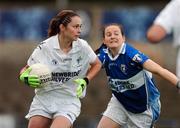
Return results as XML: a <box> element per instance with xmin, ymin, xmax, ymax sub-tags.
<box><xmin>96</xmin><ymin>44</ymin><xmax>107</xmax><ymax>66</ymax></box>
<box><xmin>126</xmin><ymin>44</ymin><xmax>149</xmax><ymax>65</ymax></box>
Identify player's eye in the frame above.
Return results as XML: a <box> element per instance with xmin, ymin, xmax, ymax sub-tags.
<box><xmin>114</xmin><ymin>31</ymin><xmax>120</xmax><ymax>36</ymax></box>
<box><xmin>73</xmin><ymin>25</ymin><xmax>81</xmax><ymax>29</ymax></box>
<box><xmin>114</xmin><ymin>33</ymin><xmax>120</xmax><ymax>36</ymax></box>
<box><xmin>106</xmin><ymin>32</ymin><xmax>112</xmax><ymax>37</ymax></box>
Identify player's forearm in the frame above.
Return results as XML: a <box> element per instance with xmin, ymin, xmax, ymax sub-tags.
<box><xmin>150</xmin><ymin>63</ymin><xmax>179</xmax><ymax>86</ymax></box>
<box><xmin>20</xmin><ymin>65</ymin><xmax>29</xmax><ymax>75</ymax></box>
<box><xmin>158</xmin><ymin>68</ymin><xmax>179</xmax><ymax>86</ymax></box>
<box><xmin>143</xmin><ymin>59</ymin><xmax>179</xmax><ymax>86</ymax></box>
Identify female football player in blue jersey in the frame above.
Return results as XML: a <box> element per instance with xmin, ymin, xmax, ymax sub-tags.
<box><xmin>96</xmin><ymin>23</ymin><xmax>180</xmax><ymax>128</ymax></box>
<box><xmin>19</xmin><ymin>10</ymin><xmax>101</xmax><ymax>128</ymax></box>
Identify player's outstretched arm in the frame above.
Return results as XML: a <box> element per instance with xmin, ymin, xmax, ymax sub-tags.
<box><xmin>143</xmin><ymin>59</ymin><xmax>180</xmax><ymax>89</ymax></box>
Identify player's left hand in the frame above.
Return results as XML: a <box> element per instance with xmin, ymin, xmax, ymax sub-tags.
<box><xmin>74</xmin><ymin>78</ymin><xmax>89</xmax><ymax>98</ymax></box>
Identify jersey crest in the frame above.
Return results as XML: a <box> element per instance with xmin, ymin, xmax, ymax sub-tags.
<box><xmin>132</xmin><ymin>53</ymin><xmax>143</xmax><ymax>63</ymax></box>
<box><xmin>120</xmin><ymin>64</ymin><xmax>127</xmax><ymax>75</ymax></box>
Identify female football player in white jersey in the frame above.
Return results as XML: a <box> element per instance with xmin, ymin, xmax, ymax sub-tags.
<box><xmin>96</xmin><ymin>23</ymin><xmax>180</xmax><ymax>128</ymax></box>
<box><xmin>19</xmin><ymin>10</ymin><xmax>101</xmax><ymax>128</ymax></box>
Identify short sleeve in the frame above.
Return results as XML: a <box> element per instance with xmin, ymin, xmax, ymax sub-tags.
<box><xmin>127</xmin><ymin>45</ymin><xmax>149</xmax><ymax>65</ymax></box>
<box><xmin>96</xmin><ymin>44</ymin><xmax>107</xmax><ymax>66</ymax></box>
<box><xmin>81</xmin><ymin>40</ymin><xmax>97</xmax><ymax>64</ymax></box>
<box><xmin>154</xmin><ymin>0</ymin><xmax>178</xmax><ymax>34</ymax></box>
<box><xmin>27</xmin><ymin>46</ymin><xmax>43</xmax><ymax>66</ymax></box>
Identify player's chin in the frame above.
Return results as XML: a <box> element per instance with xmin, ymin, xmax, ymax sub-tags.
<box><xmin>73</xmin><ymin>36</ymin><xmax>79</xmax><ymax>41</ymax></box>
<box><xmin>110</xmin><ymin>43</ymin><xmax>120</xmax><ymax>47</ymax></box>
<box><xmin>109</xmin><ymin>45</ymin><xmax>118</xmax><ymax>49</ymax></box>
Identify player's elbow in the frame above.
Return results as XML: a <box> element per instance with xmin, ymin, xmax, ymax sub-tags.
<box><xmin>147</xmin><ymin>25</ymin><xmax>167</xmax><ymax>44</ymax></box>
<box><xmin>146</xmin><ymin>31</ymin><xmax>161</xmax><ymax>44</ymax></box>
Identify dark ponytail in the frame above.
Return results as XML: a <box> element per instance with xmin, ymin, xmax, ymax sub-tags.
<box><xmin>48</xmin><ymin>10</ymin><xmax>80</xmax><ymax>37</ymax></box>
<box><xmin>48</xmin><ymin>17</ymin><xmax>61</xmax><ymax>37</ymax></box>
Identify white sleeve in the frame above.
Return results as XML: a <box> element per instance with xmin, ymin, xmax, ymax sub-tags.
<box><xmin>154</xmin><ymin>0</ymin><xmax>178</xmax><ymax>34</ymax></box>
<box><xmin>82</xmin><ymin>40</ymin><xmax>97</xmax><ymax>64</ymax></box>
<box><xmin>27</xmin><ymin>46</ymin><xmax>43</xmax><ymax>66</ymax></box>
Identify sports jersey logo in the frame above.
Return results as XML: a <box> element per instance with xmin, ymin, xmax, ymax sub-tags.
<box><xmin>120</xmin><ymin>64</ymin><xmax>127</xmax><ymax>74</ymax></box>
<box><xmin>52</xmin><ymin>70</ymin><xmax>81</xmax><ymax>83</ymax></box>
<box><xmin>52</xmin><ymin>59</ymin><xmax>58</xmax><ymax>65</ymax></box>
<box><xmin>77</xmin><ymin>56</ymin><xmax>82</xmax><ymax>65</ymax></box>
<box><xmin>132</xmin><ymin>53</ymin><xmax>142</xmax><ymax>63</ymax></box>
<box><xmin>109</xmin><ymin>78</ymin><xmax>135</xmax><ymax>92</ymax></box>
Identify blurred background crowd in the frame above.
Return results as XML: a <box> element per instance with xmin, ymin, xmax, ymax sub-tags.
<box><xmin>0</xmin><ymin>0</ymin><xmax>180</xmax><ymax>128</ymax></box>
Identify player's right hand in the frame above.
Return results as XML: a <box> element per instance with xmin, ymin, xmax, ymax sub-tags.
<box><xmin>19</xmin><ymin>67</ymin><xmax>41</xmax><ymax>88</ymax></box>
<box><xmin>74</xmin><ymin>78</ymin><xmax>87</xmax><ymax>98</ymax></box>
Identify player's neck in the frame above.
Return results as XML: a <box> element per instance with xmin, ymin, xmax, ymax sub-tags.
<box><xmin>109</xmin><ymin>46</ymin><xmax>121</xmax><ymax>57</ymax></box>
<box><xmin>58</xmin><ymin>34</ymin><xmax>72</xmax><ymax>54</ymax></box>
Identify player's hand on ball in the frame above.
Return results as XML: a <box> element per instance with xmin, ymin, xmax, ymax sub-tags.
<box><xmin>20</xmin><ymin>63</ymin><xmax>52</xmax><ymax>88</ymax></box>
<box><xmin>19</xmin><ymin>67</ymin><xmax>41</xmax><ymax>88</ymax></box>
<box><xmin>74</xmin><ymin>78</ymin><xmax>89</xmax><ymax>98</ymax></box>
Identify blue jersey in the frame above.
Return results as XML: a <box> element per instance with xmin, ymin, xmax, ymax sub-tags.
<box><xmin>97</xmin><ymin>43</ymin><xmax>160</xmax><ymax>116</ymax></box>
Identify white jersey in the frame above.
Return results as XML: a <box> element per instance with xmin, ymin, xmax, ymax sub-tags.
<box><xmin>154</xmin><ymin>0</ymin><xmax>180</xmax><ymax>46</ymax></box>
<box><xmin>27</xmin><ymin>34</ymin><xmax>97</xmax><ymax>96</ymax></box>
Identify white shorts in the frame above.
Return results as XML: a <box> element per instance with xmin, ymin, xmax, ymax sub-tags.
<box><xmin>103</xmin><ymin>95</ymin><xmax>155</xmax><ymax>128</ymax></box>
<box><xmin>25</xmin><ymin>90</ymin><xmax>81</xmax><ymax>124</ymax></box>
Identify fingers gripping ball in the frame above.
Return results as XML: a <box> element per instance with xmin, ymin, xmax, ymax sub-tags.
<box><xmin>20</xmin><ymin>66</ymin><xmax>40</xmax><ymax>88</ymax></box>
<box><xmin>29</xmin><ymin>63</ymin><xmax>52</xmax><ymax>87</ymax></box>
<box><xmin>20</xmin><ymin>64</ymin><xmax>52</xmax><ymax>88</ymax></box>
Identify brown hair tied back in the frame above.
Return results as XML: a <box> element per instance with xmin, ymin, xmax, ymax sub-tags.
<box><xmin>48</xmin><ymin>10</ymin><xmax>80</xmax><ymax>37</ymax></box>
